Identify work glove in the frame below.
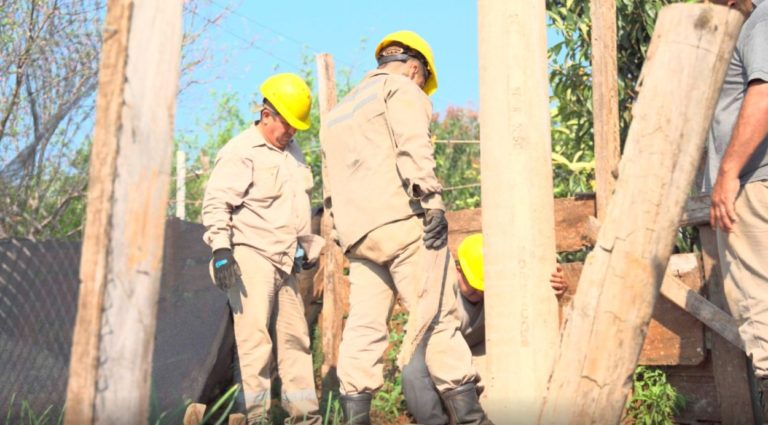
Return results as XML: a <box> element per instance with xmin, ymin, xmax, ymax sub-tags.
<box><xmin>293</xmin><ymin>244</ymin><xmax>316</xmax><ymax>273</ymax></box>
<box><xmin>423</xmin><ymin>209</ymin><xmax>448</xmax><ymax>250</ymax></box>
<box><xmin>212</xmin><ymin>248</ymin><xmax>241</xmax><ymax>291</ymax></box>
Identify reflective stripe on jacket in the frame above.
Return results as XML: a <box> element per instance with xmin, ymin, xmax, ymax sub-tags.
<box><xmin>321</xmin><ymin>69</ymin><xmax>444</xmax><ymax>251</ymax></box>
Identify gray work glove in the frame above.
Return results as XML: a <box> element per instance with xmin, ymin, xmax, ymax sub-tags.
<box><xmin>212</xmin><ymin>248</ymin><xmax>241</xmax><ymax>291</ymax></box>
<box><xmin>423</xmin><ymin>209</ymin><xmax>448</xmax><ymax>250</ymax></box>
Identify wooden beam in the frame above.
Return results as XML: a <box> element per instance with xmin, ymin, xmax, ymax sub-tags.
<box><xmin>478</xmin><ymin>0</ymin><xmax>559</xmax><ymax>422</ymax></box>
<box><xmin>447</xmin><ymin>195</ymin><xmax>706</xmax><ymax>256</ymax></box>
<box><xmin>315</xmin><ymin>53</ymin><xmax>348</xmax><ymax>381</ymax></box>
<box><xmin>680</xmin><ymin>193</ymin><xmax>711</xmax><ymax>226</ymax></box>
<box><xmin>660</xmin><ymin>261</ymin><xmax>744</xmax><ymax>351</ymax></box>
<box><xmin>539</xmin><ymin>5</ymin><xmax>745</xmax><ymax>424</ymax></box>
<box><xmin>64</xmin><ymin>0</ymin><xmax>183</xmax><ymax>423</ymax></box>
<box><xmin>699</xmin><ymin>226</ymin><xmax>757</xmax><ymax>423</ymax></box>
<box><xmin>590</xmin><ymin>0</ymin><xmax>621</xmax><ymax>220</ymax></box>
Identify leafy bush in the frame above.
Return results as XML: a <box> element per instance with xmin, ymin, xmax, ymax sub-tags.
<box><xmin>624</xmin><ymin>366</ymin><xmax>685</xmax><ymax>425</ymax></box>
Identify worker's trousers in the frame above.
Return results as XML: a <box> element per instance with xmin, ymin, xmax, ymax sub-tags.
<box><xmin>227</xmin><ymin>246</ymin><xmax>321</xmax><ymax>425</ymax></box>
<box><xmin>717</xmin><ymin>181</ymin><xmax>768</xmax><ymax>378</ymax></box>
<box><xmin>337</xmin><ymin>216</ymin><xmax>478</xmax><ymax>395</ymax></box>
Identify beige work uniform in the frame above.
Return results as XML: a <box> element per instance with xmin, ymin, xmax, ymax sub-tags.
<box><xmin>717</xmin><ymin>181</ymin><xmax>768</xmax><ymax>377</ymax></box>
<box><xmin>202</xmin><ymin>124</ymin><xmax>320</xmax><ymax>424</ymax></box>
<box><xmin>321</xmin><ymin>70</ymin><xmax>477</xmax><ymax>395</ymax></box>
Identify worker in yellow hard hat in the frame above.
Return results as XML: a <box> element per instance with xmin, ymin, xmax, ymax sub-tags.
<box><xmin>401</xmin><ymin>233</ymin><xmax>568</xmax><ymax>424</ymax></box>
<box><xmin>200</xmin><ymin>73</ymin><xmax>323</xmax><ymax>424</ymax></box>
<box><xmin>321</xmin><ymin>29</ymin><xmax>492</xmax><ymax>424</ymax></box>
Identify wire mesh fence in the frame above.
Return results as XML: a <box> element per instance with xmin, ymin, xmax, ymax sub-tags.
<box><xmin>0</xmin><ymin>219</ymin><xmax>234</xmax><ymax>422</ymax></box>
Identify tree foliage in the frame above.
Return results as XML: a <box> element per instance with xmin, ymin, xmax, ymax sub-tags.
<box><xmin>547</xmin><ymin>0</ymin><xmax>676</xmax><ymax>196</ymax></box>
<box><xmin>0</xmin><ymin>0</ymin><xmax>231</xmax><ymax>240</ymax></box>
<box><xmin>0</xmin><ymin>0</ymin><xmax>102</xmax><ymax>239</ymax></box>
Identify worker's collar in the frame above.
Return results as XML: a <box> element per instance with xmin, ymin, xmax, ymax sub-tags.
<box><xmin>364</xmin><ymin>68</ymin><xmax>396</xmax><ymax>80</ymax></box>
<box><xmin>250</xmin><ymin>121</ymin><xmax>293</xmax><ymax>151</ymax></box>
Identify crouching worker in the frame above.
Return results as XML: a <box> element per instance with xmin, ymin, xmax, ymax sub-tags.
<box><xmin>201</xmin><ymin>73</ymin><xmax>324</xmax><ymax>425</ymax></box>
<box><xmin>401</xmin><ymin>233</ymin><xmax>568</xmax><ymax>425</ymax></box>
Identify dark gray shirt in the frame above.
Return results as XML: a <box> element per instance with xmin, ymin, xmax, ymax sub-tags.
<box><xmin>705</xmin><ymin>0</ymin><xmax>768</xmax><ymax>190</ymax></box>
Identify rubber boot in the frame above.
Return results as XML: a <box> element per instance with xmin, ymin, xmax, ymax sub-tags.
<box><xmin>442</xmin><ymin>383</ymin><xmax>494</xmax><ymax>425</ymax></box>
<box><xmin>340</xmin><ymin>393</ymin><xmax>372</xmax><ymax>425</ymax></box>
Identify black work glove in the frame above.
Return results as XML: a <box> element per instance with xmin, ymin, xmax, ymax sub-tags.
<box><xmin>292</xmin><ymin>244</ymin><xmax>317</xmax><ymax>273</ymax></box>
<box><xmin>423</xmin><ymin>209</ymin><xmax>448</xmax><ymax>250</ymax></box>
<box><xmin>212</xmin><ymin>248</ymin><xmax>241</xmax><ymax>291</ymax></box>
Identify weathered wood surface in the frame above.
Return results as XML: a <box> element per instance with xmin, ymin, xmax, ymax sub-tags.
<box><xmin>315</xmin><ymin>53</ymin><xmax>350</xmax><ymax>380</ymax></box>
<box><xmin>539</xmin><ymin>5</ymin><xmax>745</xmax><ymax>424</ymax></box>
<box><xmin>642</xmin><ymin>254</ymin><xmax>706</xmax><ymax>365</ymax></box>
<box><xmin>663</xmin><ymin>361</ymin><xmax>721</xmax><ymax>423</ymax></box>
<box><xmin>699</xmin><ymin>226</ymin><xmax>757</xmax><ymax>424</ymax></box>
<box><xmin>560</xmin><ymin>255</ymin><xmax>706</xmax><ymax>366</ymax></box>
<box><xmin>447</xmin><ymin>195</ymin><xmax>713</xmax><ymax>258</ymax></box>
<box><xmin>64</xmin><ymin>0</ymin><xmax>184</xmax><ymax>423</ymax></box>
<box><xmin>661</xmin><ymin>265</ymin><xmax>743</xmax><ymax>352</ymax></box>
<box><xmin>478</xmin><ymin>0</ymin><xmax>559</xmax><ymax>421</ymax></box>
<box><xmin>590</xmin><ymin>0</ymin><xmax>620</xmax><ymax>220</ymax></box>
<box><xmin>680</xmin><ymin>194</ymin><xmax>712</xmax><ymax>226</ymax></box>
<box><xmin>446</xmin><ymin>197</ymin><xmax>595</xmax><ymax>258</ymax></box>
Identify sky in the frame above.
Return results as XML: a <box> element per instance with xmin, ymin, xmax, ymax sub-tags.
<box><xmin>175</xmin><ymin>1</ymin><xmax>558</xmax><ymax>139</ymax></box>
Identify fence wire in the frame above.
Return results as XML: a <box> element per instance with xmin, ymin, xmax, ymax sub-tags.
<box><xmin>0</xmin><ymin>219</ymin><xmax>234</xmax><ymax>422</ymax></box>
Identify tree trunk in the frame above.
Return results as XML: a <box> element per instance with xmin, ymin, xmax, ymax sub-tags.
<box><xmin>539</xmin><ymin>5</ymin><xmax>745</xmax><ymax>424</ymax></box>
<box><xmin>64</xmin><ymin>0</ymin><xmax>183</xmax><ymax>423</ymax></box>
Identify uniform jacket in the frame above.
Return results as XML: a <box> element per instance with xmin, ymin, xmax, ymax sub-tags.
<box><xmin>202</xmin><ymin>124</ymin><xmax>314</xmax><ymax>273</ymax></box>
<box><xmin>321</xmin><ymin>69</ymin><xmax>445</xmax><ymax>251</ymax></box>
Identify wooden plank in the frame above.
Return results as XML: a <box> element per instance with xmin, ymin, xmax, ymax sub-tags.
<box><xmin>478</xmin><ymin>0</ymin><xmax>558</xmax><ymax>421</ymax></box>
<box><xmin>699</xmin><ymin>226</ymin><xmax>757</xmax><ymax>424</ymax></box>
<box><xmin>641</xmin><ymin>254</ymin><xmax>705</xmax><ymax>366</ymax></box>
<box><xmin>660</xmin><ymin>266</ymin><xmax>743</xmax><ymax>352</ymax></box>
<box><xmin>680</xmin><ymin>193</ymin><xmax>711</xmax><ymax>226</ymax></box>
<box><xmin>662</xmin><ymin>361</ymin><xmax>721</xmax><ymax>423</ymax></box>
<box><xmin>446</xmin><ymin>197</ymin><xmax>595</xmax><ymax>257</ymax></box>
<box><xmin>315</xmin><ymin>53</ymin><xmax>349</xmax><ymax>381</ymax></box>
<box><xmin>539</xmin><ymin>5</ymin><xmax>745</xmax><ymax>424</ymax></box>
<box><xmin>64</xmin><ymin>0</ymin><xmax>183</xmax><ymax>423</ymax></box>
<box><xmin>590</xmin><ymin>0</ymin><xmax>620</xmax><ymax>220</ymax></box>
<box><xmin>560</xmin><ymin>255</ymin><xmax>707</xmax><ymax>366</ymax></box>
<box><xmin>447</xmin><ymin>195</ymin><xmax>707</xmax><ymax>256</ymax></box>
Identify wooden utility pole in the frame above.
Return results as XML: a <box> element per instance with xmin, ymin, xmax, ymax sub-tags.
<box><xmin>539</xmin><ymin>4</ymin><xmax>745</xmax><ymax>424</ymax></box>
<box><xmin>315</xmin><ymin>53</ymin><xmax>348</xmax><ymax>380</ymax></box>
<box><xmin>590</xmin><ymin>0</ymin><xmax>621</xmax><ymax>219</ymax></box>
<box><xmin>64</xmin><ymin>0</ymin><xmax>183</xmax><ymax>423</ymax></box>
<box><xmin>478</xmin><ymin>0</ymin><xmax>559</xmax><ymax>422</ymax></box>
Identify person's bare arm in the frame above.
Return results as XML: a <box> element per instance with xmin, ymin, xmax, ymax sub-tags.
<box><xmin>710</xmin><ymin>80</ymin><xmax>768</xmax><ymax>232</ymax></box>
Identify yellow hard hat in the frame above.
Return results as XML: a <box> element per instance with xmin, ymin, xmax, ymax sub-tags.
<box><xmin>457</xmin><ymin>233</ymin><xmax>484</xmax><ymax>291</ymax></box>
<box><xmin>260</xmin><ymin>73</ymin><xmax>312</xmax><ymax>131</ymax></box>
<box><xmin>375</xmin><ymin>30</ymin><xmax>438</xmax><ymax>96</ymax></box>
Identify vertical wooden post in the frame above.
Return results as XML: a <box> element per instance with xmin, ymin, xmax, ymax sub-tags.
<box><xmin>315</xmin><ymin>53</ymin><xmax>348</xmax><ymax>381</ymax></box>
<box><xmin>176</xmin><ymin>150</ymin><xmax>186</xmax><ymax>220</ymax></box>
<box><xmin>590</xmin><ymin>0</ymin><xmax>621</xmax><ymax>219</ymax></box>
<box><xmin>64</xmin><ymin>0</ymin><xmax>183</xmax><ymax>423</ymax></box>
<box><xmin>478</xmin><ymin>0</ymin><xmax>559</xmax><ymax>422</ymax></box>
<box><xmin>539</xmin><ymin>5</ymin><xmax>744</xmax><ymax>424</ymax></box>
<box><xmin>699</xmin><ymin>226</ymin><xmax>758</xmax><ymax>424</ymax></box>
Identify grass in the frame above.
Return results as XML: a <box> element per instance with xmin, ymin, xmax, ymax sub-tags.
<box><xmin>4</xmin><ymin>394</ymin><xmax>63</xmax><ymax>425</ymax></box>
<box><xmin>623</xmin><ymin>366</ymin><xmax>685</xmax><ymax>425</ymax></box>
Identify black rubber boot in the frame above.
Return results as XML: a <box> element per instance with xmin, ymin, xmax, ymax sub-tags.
<box><xmin>340</xmin><ymin>393</ymin><xmax>372</xmax><ymax>425</ymax></box>
<box><xmin>442</xmin><ymin>383</ymin><xmax>494</xmax><ymax>425</ymax></box>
